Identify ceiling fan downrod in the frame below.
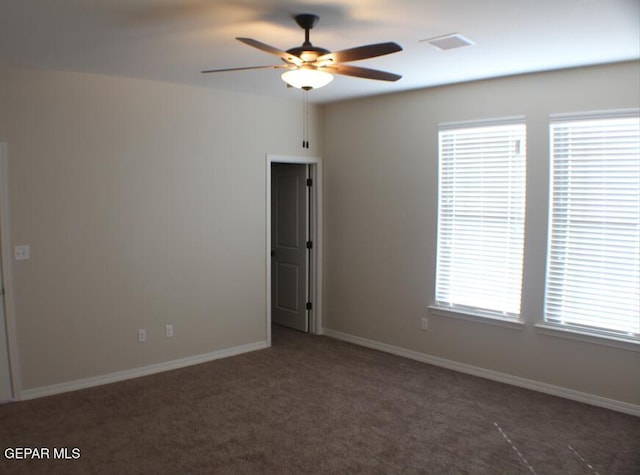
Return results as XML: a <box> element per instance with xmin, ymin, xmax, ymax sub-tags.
<box><xmin>294</xmin><ymin>13</ymin><xmax>319</xmax><ymax>47</ymax></box>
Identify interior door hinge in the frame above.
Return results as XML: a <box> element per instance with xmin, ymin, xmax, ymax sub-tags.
<box><xmin>306</xmin><ymin>241</ymin><xmax>313</xmax><ymax>249</ymax></box>
<box><xmin>306</xmin><ymin>302</ymin><xmax>312</xmax><ymax>310</ymax></box>
<box><xmin>306</xmin><ymin>178</ymin><xmax>313</xmax><ymax>187</ymax></box>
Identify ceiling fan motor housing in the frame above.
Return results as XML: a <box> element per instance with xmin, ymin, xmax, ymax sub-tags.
<box><xmin>286</xmin><ymin>46</ymin><xmax>330</xmax><ymax>62</ymax></box>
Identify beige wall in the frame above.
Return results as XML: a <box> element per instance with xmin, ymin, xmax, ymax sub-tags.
<box><xmin>0</xmin><ymin>65</ymin><xmax>321</xmax><ymax>391</ymax></box>
<box><xmin>322</xmin><ymin>61</ymin><xmax>640</xmax><ymax>406</ymax></box>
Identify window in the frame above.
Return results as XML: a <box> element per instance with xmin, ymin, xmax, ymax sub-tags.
<box><xmin>545</xmin><ymin>112</ymin><xmax>640</xmax><ymax>340</ymax></box>
<box><xmin>435</xmin><ymin>120</ymin><xmax>526</xmax><ymax>319</ymax></box>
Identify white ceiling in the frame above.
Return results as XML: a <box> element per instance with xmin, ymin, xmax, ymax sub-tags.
<box><xmin>0</xmin><ymin>0</ymin><xmax>638</xmax><ymax>104</ymax></box>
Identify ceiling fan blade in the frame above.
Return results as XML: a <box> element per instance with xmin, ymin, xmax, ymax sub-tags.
<box><xmin>317</xmin><ymin>42</ymin><xmax>402</xmax><ymax>64</ymax></box>
<box><xmin>201</xmin><ymin>64</ymin><xmax>288</xmax><ymax>74</ymax></box>
<box><xmin>327</xmin><ymin>64</ymin><xmax>402</xmax><ymax>82</ymax></box>
<box><xmin>236</xmin><ymin>37</ymin><xmax>302</xmax><ymax>66</ymax></box>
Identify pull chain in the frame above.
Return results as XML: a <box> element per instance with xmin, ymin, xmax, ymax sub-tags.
<box><xmin>302</xmin><ymin>89</ymin><xmax>310</xmax><ymax>149</ymax></box>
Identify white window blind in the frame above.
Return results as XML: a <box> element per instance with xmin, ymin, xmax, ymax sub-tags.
<box><xmin>545</xmin><ymin>113</ymin><xmax>640</xmax><ymax>339</ymax></box>
<box><xmin>435</xmin><ymin>121</ymin><xmax>526</xmax><ymax>318</ymax></box>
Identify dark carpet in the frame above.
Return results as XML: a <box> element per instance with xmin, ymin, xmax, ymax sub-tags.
<box><xmin>0</xmin><ymin>326</ymin><xmax>638</xmax><ymax>474</ymax></box>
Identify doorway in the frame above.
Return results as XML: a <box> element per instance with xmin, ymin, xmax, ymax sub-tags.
<box><xmin>271</xmin><ymin>163</ymin><xmax>310</xmax><ymax>332</ymax></box>
<box><xmin>0</xmin><ymin>143</ymin><xmax>15</xmax><ymax>402</ymax></box>
<box><xmin>0</xmin><ymin>253</ymin><xmax>11</xmax><ymax>402</ymax></box>
<box><xmin>266</xmin><ymin>155</ymin><xmax>322</xmax><ymax>346</ymax></box>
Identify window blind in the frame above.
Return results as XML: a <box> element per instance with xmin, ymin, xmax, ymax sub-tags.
<box><xmin>545</xmin><ymin>113</ymin><xmax>640</xmax><ymax>338</ymax></box>
<box><xmin>436</xmin><ymin>121</ymin><xmax>526</xmax><ymax>318</ymax></box>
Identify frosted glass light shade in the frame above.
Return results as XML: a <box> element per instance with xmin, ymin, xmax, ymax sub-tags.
<box><xmin>281</xmin><ymin>68</ymin><xmax>334</xmax><ymax>90</ymax></box>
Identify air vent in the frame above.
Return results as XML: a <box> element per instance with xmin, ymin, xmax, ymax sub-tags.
<box><xmin>421</xmin><ymin>33</ymin><xmax>474</xmax><ymax>51</ymax></box>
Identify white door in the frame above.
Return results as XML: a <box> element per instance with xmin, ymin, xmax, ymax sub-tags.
<box><xmin>271</xmin><ymin>163</ymin><xmax>309</xmax><ymax>332</ymax></box>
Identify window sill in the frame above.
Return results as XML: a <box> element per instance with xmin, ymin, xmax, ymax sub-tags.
<box><xmin>535</xmin><ymin>323</ymin><xmax>640</xmax><ymax>353</ymax></box>
<box><xmin>428</xmin><ymin>305</ymin><xmax>525</xmax><ymax>330</ymax></box>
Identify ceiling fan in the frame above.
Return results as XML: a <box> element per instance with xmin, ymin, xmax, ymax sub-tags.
<box><xmin>201</xmin><ymin>13</ymin><xmax>403</xmax><ymax>90</ymax></box>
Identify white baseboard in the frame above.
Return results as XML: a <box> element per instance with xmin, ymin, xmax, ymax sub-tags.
<box><xmin>20</xmin><ymin>340</ymin><xmax>268</xmax><ymax>401</ymax></box>
<box><xmin>323</xmin><ymin>329</ymin><xmax>640</xmax><ymax>417</ymax></box>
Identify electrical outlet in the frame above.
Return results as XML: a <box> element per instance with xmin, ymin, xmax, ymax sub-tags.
<box><xmin>14</xmin><ymin>245</ymin><xmax>30</xmax><ymax>260</ymax></box>
<box><xmin>420</xmin><ymin>317</ymin><xmax>429</xmax><ymax>331</ymax></box>
<box><xmin>137</xmin><ymin>329</ymin><xmax>146</xmax><ymax>343</ymax></box>
<box><xmin>166</xmin><ymin>324</ymin><xmax>173</xmax><ymax>338</ymax></box>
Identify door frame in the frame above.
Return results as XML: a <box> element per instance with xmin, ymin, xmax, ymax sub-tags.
<box><xmin>0</xmin><ymin>143</ymin><xmax>20</xmax><ymax>401</ymax></box>
<box><xmin>266</xmin><ymin>154</ymin><xmax>323</xmax><ymax>346</ymax></box>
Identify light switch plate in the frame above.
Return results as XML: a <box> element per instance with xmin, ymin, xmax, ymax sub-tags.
<box><xmin>14</xmin><ymin>245</ymin><xmax>30</xmax><ymax>260</ymax></box>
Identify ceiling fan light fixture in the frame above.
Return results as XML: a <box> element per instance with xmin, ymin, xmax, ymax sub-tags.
<box><xmin>281</xmin><ymin>68</ymin><xmax>334</xmax><ymax>90</ymax></box>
